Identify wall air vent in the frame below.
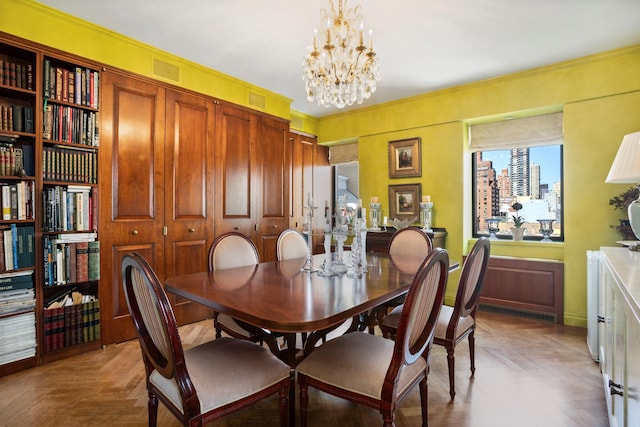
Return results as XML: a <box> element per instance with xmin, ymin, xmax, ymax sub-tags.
<box><xmin>152</xmin><ymin>58</ymin><xmax>180</xmax><ymax>82</ymax></box>
<box><xmin>249</xmin><ymin>92</ymin><xmax>266</xmax><ymax>109</ymax></box>
<box><xmin>291</xmin><ymin>114</ymin><xmax>305</xmax><ymax>130</ymax></box>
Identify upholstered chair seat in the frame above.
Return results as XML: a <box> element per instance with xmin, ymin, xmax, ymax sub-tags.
<box><xmin>149</xmin><ymin>338</ymin><xmax>291</xmax><ymax>414</ymax></box>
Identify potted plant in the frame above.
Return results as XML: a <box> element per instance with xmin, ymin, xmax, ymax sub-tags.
<box><xmin>510</xmin><ymin>202</ymin><xmax>525</xmax><ymax>241</ymax></box>
<box><xmin>609</xmin><ymin>186</ymin><xmax>640</xmax><ymax>226</ymax></box>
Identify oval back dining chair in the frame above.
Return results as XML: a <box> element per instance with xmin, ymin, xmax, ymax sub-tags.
<box><xmin>208</xmin><ymin>232</ymin><xmax>263</xmax><ymax>342</ymax></box>
<box><xmin>368</xmin><ymin>227</ymin><xmax>433</xmax><ymax>333</ymax></box>
<box><xmin>121</xmin><ymin>252</ymin><xmax>292</xmax><ymax>427</ymax></box>
<box><xmin>380</xmin><ymin>237</ymin><xmax>491</xmax><ymax>399</ymax></box>
<box><xmin>297</xmin><ymin>248</ymin><xmax>449</xmax><ymax>427</ymax></box>
<box><xmin>388</xmin><ymin>226</ymin><xmax>433</xmax><ymax>257</ymax></box>
<box><xmin>276</xmin><ymin>228</ymin><xmax>309</xmax><ymax>261</ymax></box>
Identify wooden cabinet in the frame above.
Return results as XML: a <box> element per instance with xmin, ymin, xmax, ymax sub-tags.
<box><xmin>288</xmin><ymin>131</ymin><xmax>331</xmax><ymax>253</ymax></box>
<box><xmin>214</xmin><ymin>103</ymin><xmax>289</xmax><ymax>262</ymax></box>
<box><xmin>599</xmin><ymin>247</ymin><xmax>640</xmax><ymax>427</ymax></box>
<box><xmin>100</xmin><ymin>71</ymin><xmax>212</xmax><ymax>344</ymax></box>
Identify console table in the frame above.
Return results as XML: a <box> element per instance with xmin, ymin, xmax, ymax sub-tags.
<box><xmin>365</xmin><ymin>227</ymin><xmax>447</xmax><ymax>253</ymax></box>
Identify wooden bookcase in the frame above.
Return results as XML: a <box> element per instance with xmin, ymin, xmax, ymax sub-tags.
<box><xmin>0</xmin><ymin>32</ymin><xmax>101</xmax><ymax>377</ymax></box>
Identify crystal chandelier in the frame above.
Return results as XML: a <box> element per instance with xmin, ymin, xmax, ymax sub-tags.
<box><xmin>303</xmin><ymin>0</ymin><xmax>381</xmax><ymax>109</ymax></box>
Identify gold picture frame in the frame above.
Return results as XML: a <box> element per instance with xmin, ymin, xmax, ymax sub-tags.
<box><xmin>388</xmin><ymin>137</ymin><xmax>422</xmax><ymax>178</ymax></box>
<box><xmin>388</xmin><ymin>183</ymin><xmax>422</xmax><ymax>220</ymax></box>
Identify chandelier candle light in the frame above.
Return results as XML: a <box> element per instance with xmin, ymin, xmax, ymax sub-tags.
<box><xmin>303</xmin><ymin>0</ymin><xmax>381</xmax><ymax>109</ymax></box>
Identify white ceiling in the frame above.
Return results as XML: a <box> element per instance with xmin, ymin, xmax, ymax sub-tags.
<box><xmin>36</xmin><ymin>0</ymin><xmax>640</xmax><ymax>118</ymax></box>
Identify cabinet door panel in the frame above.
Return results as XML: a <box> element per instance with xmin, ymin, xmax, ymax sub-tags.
<box><xmin>100</xmin><ymin>71</ymin><xmax>166</xmax><ymax>344</ymax></box>
<box><xmin>289</xmin><ymin>132</ymin><xmax>315</xmax><ymax>229</ymax></box>
<box><xmin>215</xmin><ymin>104</ymin><xmax>255</xmax><ymax>235</ymax></box>
<box><xmin>627</xmin><ymin>306</ymin><xmax>640</xmax><ymax>424</ymax></box>
<box><xmin>256</xmin><ymin>116</ymin><xmax>289</xmax><ymax>260</ymax></box>
<box><xmin>164</xmin><ymin>90</ymin><xmax>214</xmax><ymax>324</ymax></box>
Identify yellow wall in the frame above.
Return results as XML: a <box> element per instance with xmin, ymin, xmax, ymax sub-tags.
<box><xmin>318</xmin><ymin>46</ymin><xmax>640</xmax><ymax>326</ymax></box>
<box><xmin>1</xmin><ymin>0</ymin><xmax>319</xmax><ymax>135</ymax></box>
<box><xmin>4</xmin><ymin>0</ymin><xmax>640</xmax><ymax>326</ymax></box>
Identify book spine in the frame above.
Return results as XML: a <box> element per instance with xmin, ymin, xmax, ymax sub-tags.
<box><xmin>75</xmin><ymin>241</ymin><xmax>88</xmax><ymax>282</ymax></box>
<box><xmin>88</xmin><ymin>240</ymin><xmax>100</xmax><ymax>281</ymax></box>
<box><xmin>44</xmin><ymin>308</ymin><xmax>53</xmax><ymax>352</ymax></box>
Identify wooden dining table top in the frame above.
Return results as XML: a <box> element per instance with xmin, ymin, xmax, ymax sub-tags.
<box><xmin>165</xmin><ymin>252</ymin><xmax>458</xmax><ymax>334</ymax></box>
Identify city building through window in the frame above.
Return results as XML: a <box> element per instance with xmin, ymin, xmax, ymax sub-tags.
<box><xmin>469</xmin><ymin>112</ymin><xmax>564</xmax><ymax>241</ymax></box>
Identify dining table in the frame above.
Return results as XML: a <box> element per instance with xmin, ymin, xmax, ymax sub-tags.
<box><xmin>165</xmin><ymin>250</ymin><xmax>458</xmax><ymax>425</ymax></box>
<box><xmin>165</xmin><ymin>251</ymin><xmax>459</xmax><ymax>362</ymax></box>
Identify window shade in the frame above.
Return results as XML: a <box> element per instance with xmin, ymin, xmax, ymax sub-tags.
<box><xmin>329</xmin><ymin>143</ymin><xmax>358</xmax><ymax>165</ymax></box>
<box><xmin>469</xmin><ymin>112</ymin><xmax>563</xmax><ymax>152</ymax></box>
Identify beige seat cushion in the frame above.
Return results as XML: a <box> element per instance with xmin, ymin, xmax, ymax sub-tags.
<box><xmin>434</xmin><ymin>305</ymin><xmax>475</xmax><ymax>340</ymax></box>
<box><xmin>217</xmin><ymin>313</ymin><xmax>253</xmax><ymax>338</ymax></box>
<box><xmin>149</xmin><ymin>337</ymin><xmax>290</xmax><ymax>414</ymax></box>
<box><xmin>382</xmin><ymin>305</ymin><xmax>475</xmax><ymax>341</ymax></box>
<box><xmin>297</xmin><ymin>331</ymin><xmax>426</xmax><ymax>400</ymax></box>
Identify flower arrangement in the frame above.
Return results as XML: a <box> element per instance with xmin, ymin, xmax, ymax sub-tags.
<box><xmin>511</xmin><ymin>202</ymin><xmax>525</xmax><ymax>228</ymax></box>
<box><xmin>609</xmin><ymin>186</ymin><xmax>639</xmax><ymax>212</ymax></box>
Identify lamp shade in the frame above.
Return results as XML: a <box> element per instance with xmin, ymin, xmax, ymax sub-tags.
<box><xmin>605</xmin><ymin>131</ymin><xmax>640</xmax><ymax>183</ymax></box>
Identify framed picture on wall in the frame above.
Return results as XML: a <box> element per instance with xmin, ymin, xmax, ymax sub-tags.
<box><xmin>388</xmin><ymin>183</ymin><xmax>422</xmax><ymax>220</ymax></box>
<box><xmin>388</xmin><ymin>137</ymin><xmax>421</xmax><ymax>178</ymax></box>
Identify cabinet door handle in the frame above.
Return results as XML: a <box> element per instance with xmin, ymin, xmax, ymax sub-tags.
<box><xmin>609</xmin><ymin>379</ymin><xmax>624</xmax><ymax>396</ymax></box>
<box><xmin>188</xmin><ymin>228</ymin><xmax>195</xmax><ymax>233</ymax></box>
<box><xmin>272</xmin><ymin>224</ymin><xmax>278</xmax><ymax>229</ymax></box>
<box><xmin>234</xmin><ymin>227</ymin><xmax>239</xmax><ymax>231</ymax></box>
<box><xmin>132</xmin><ymin>230</ymin><xmax>139</xmax><ymax>235</ymax></box>
<box><xmin>597</xmin><ymin>315</ymin><xmax>605</xmax><ymax>323</ymax></box>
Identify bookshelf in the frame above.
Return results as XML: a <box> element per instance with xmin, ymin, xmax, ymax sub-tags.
<box><xmin>40</xmin><ymin>53</ymin><xmax>100</xmax><ymax>365</ymax></box>
<box><xmin>0</xmin><ymin>37</ymin><xmax>38</xmax><ymax>375</ymax></box>
<box><xmin>0</xmin><ymin>33</ymin><xmax>101</xmax><ymax>376</ymax></box>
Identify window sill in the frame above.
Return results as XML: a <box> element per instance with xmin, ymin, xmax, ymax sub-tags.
<box><xmin>469</xmin><ymin>238</ymin><xmax>564</xmax><ymax>261</ymax></box>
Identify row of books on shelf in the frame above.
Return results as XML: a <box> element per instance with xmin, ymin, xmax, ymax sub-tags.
<box><xmin>43</xmin><ymin>60</ymin><xmax>99</xmax><ymax>109</ymax></box>
<box><xmin>43</xmin><ymin>235</ymin><xmax>99</xmax><ymax>286</ymax></box>
<box><xmin>0</xmin><ymin>270</ymin><xmax>34</xmax><ymax>314</ymax></box>
<box><xmin>0</xmin><ymin>135</ymin><xmax>35</xmax><ymax>176</ymax></box>
<box><xmin>0</xmin><ymin>59</ymin><xmax>33</xmax><ymax>91</ymax></box>
<box><xmin>1</xmin><ymin>181</ymin><xmax>36</xmax><ymax>221</ymax></box>
<box><xmin>44</xmin><ymin>291</ymin><xmax>99</xmax><ymax>352</ymax></box>
<box><xmin>0</xmin><ymin>311</ymin><xmax>36</xmax><ymax>365</ymax></box>
<box><xmin>43</xmin><ymin>104</ymin><xmax>99</xmax><ymax>146</ymax></box>
<box><xmin>42</xmin><ymin>185</ymin><xmax>96</xmax><ymax>232</ymax></box>
<box><xmin>0</xmin><ymin>225</ymin><xmax>35</xmax><ymax>272</ymax></box>
<box><xmin>0</xmin><ymin>104</ymin><xmax>34</xmax><ymax>134</ymax></box>
<box><xmin>0</xmin><ymin>271</ymin><xmax>36</xmax><ymax>364</ymax></box>
<box><xmin>43</xmin><ymin>146</ymin><xmax>97</xmax><ymax>184</ymax></box>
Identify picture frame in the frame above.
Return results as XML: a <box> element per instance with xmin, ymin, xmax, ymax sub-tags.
<box><xmin>388</xmin><ymin>183</ymin><xmax>422</xmax><ymax>221</ymax></box>
<box><xmin>388</xmin><ymin>137</ymin><xmax>422</xmax><ymax>178</ymax></box>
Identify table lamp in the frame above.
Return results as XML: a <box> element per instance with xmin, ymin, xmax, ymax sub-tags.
<box><xmin>605</xmin><ymin>131</ymin><xmax>640</xmax><ymax>244</ymax></box>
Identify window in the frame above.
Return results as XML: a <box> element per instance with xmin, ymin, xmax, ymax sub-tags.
<box><xmin>469</xmin><ymin>113</ymin><xmax>564</xmax><ymax>241</ymax></box>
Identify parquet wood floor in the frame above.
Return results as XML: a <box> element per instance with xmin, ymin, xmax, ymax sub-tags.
<box><xmin>0</xmin><ymin>310</ymin><xmax>608</xmax><ymax>426</ymax></box>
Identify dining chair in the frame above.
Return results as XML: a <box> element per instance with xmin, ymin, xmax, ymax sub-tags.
<box><xmin>380</xmin><ymin>237</ymin><xmax>491</xmax><ymax>399</ymax></box>
<box><xmin>121</xmin><ymin>252</ymin><xmax>292</xmax><ymax>427</ymax></box>
<box><xmin>208</xmin><ymin>232</ymin><xmax>265</xmax><ymax>343</ymax></box>
<box><xmin>367</xmin><ymin>227</ymin><xmax>433</xmax><ymax>333</ymax></box>
<box><xmin>276</xmin><ymin>228</ymin><xmax>309</xmax><ymax>261</ymax></box>
<box><xmin>297</xmin><ymin>248</ymin><xmax>449</xmax><ymax>427</ymax></box>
